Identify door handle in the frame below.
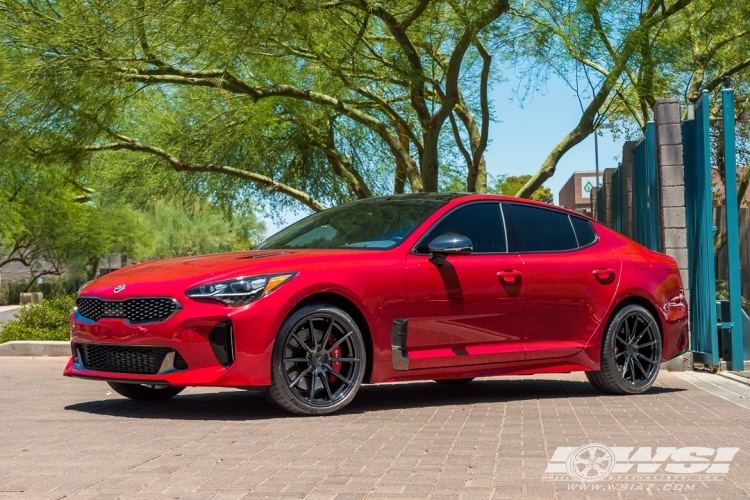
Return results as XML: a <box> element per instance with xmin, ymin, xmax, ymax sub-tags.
<box><xmin>497</xmin><ymin>270</ymin><xmax>522</xmax><ymax>282</ymax></box>
<box><xmin>592</xmin><ymin>268</ymin><xmax>616</xmax><ymax>277</ymax></box>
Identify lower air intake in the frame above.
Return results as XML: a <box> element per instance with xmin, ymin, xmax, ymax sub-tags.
<box><xmin>77</xmin><ymin>343</ymin><xmax>188</xmax><ymax>375</ymax></box>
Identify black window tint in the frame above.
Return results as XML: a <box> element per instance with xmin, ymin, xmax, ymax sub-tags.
<box><xmin>511</xmin><ymin>204</ymin><xmax>578</xmax><ymax>252</ymax></box>
<box><xmin>570</xmin><ymin>216</ymin><xmax>597</xmax><ymax>247</ymax></box>
<box><xmin>416</xmin><ymin>203</ymin><xmax>506</xmax><ymax>253</ymax></box>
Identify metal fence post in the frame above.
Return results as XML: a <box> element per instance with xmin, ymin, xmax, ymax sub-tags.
<box><xmin>722</xmin><ymin>87</ymin><xmax>744</xmax><ymax>370</ymax></box>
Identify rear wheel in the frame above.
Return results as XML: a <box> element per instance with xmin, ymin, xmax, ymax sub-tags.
<box><xmin>586</xmin><ymin>304</ymin><xmax>662</xmax><ymax>394</ymax></box>
<box><xmin>107</xmin><ymin>382</ymin><xmax>184</xmax><ymax>401</ymax></box>
<box><xmin>265</xmin><ymin>303</ymin><xmax>365</xmax><ymax>415</ymax></box>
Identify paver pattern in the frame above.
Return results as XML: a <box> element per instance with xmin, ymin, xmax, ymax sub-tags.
<box><xmin>0</xmin><ymin>357</ymin><xmax>749</xmax><ymax>499</ymax></box>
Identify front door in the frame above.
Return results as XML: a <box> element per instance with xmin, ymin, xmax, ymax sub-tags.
<box><xmin>505</xmin><ymin>203</ymin><xmax>621</xmax><ymax>361</ymax></box>
<box><xmin>405</xmin><ymin>202</ymin><xmax>527</xmax><ymax>369</ymax></box>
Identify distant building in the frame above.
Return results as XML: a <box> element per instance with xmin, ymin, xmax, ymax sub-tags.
<box><xmin>559</xmin><ymin>171</ymin><xmax>603</xmax><ymax>215</ymax></box>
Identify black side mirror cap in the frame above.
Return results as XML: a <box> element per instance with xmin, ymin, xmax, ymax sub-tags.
<box><xmin>428</xmin><ymin>233</ymin><xmax>473</xmax><ymax>265</ymax></box>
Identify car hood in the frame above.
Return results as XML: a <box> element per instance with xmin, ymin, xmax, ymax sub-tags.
<box><xmin>79</xmin><ymin>249</ymin><xmax>384</xmax><ymax>300</ymax></box>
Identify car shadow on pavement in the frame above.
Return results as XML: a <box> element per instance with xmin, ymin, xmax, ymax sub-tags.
<box><xmin>64</xmin><ymin>378</ymin><xmax>685</xmax><ymax>420</ymax></box>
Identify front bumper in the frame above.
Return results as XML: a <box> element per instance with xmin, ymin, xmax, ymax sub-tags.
<box><xmin>64</xmin><ymin>290</ymin><xmax>294</xmax><ymax>387</ymax></box>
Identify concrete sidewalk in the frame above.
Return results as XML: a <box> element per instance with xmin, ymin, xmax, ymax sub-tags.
<box><xmin>0</xmin><ymin>305</ymin><xmax>21</xmax><ymax>325</ymax></box>
<box><xmin>0</xmin><ymin>357</ymin><xmax>749</xmax><ymax>499</ymax></box>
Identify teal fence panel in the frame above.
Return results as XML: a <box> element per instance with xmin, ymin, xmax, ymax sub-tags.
<box><xmin>721</xmin><ymin>88</ymin><xmax>745</xmax><ymax>369</ymax></box>
<box><xmin>612</xmin><ymin>169</ymin><xmax>622</xmax><ymax>233</ymax></box>
<box><xmin>682</xmin><ymin>91</ymin><xmax>719</xmax><ymax>367</ymax></box>
<box><xmin>632</xmin><ymin>122</ymin><xmax>660</xmax><ymax>250</ymax></box>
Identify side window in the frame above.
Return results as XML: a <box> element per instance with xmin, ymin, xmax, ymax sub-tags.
<box><xmin>510</xmin><ymin>204</ymin><xmax>578</xmax><ymax>252</ymax></box>
<box><xmin>415</xmin><ymin>203</ymin><xmax>506</xmax><ymax>254</ymax></box>
<box><xmin>570</xmin><ymin>216</ymin><xmax>598</xmax><ymax>247</ymax></box>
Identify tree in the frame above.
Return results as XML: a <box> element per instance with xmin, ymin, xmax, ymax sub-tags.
<box><xmin>491</xmin><ymin>175</ymin><xmax>553</xmax><ymax>203</ymax></box>
<box><xmin>0</xmin><ymin>0</ymin><xmax>512</xmax><ymax>213</ymax></box>
<box><xmin>515</xmin><ymin>0</ymin><xmax>750</xmax><ymax>201</ymax></box>
<box><xmin>141</xmin><ymin>200</ymin><xmax>265</xmax><ymax>260</ymax></box>
<box><xmin>0</xmin><ymin>156</ymin><xmax>146</xmax><ymax>286</ymax></box>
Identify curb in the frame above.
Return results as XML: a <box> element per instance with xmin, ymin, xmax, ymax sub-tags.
<box><xmin>0</xmin><ymin>341</ymin><xmax>71</xmax><ymax>357</ymax></box>
<box><xmin>717</xmin><ymin>371</ymin><xmax>750</xmax><ymax>387</ymax></box>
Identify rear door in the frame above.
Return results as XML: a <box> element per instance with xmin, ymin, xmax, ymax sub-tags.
<box><xmin>405</xmin><ymin>202</ymin><xmax>527</xmax><ymax>369</ymax></box>
<box><xmin>505</xmin><ymin>204</ymin><xmax>621</xmax><ymax>361</ymax></box>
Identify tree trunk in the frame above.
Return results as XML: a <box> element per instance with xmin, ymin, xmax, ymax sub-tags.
<box><xmin>394</xmin><ymin>124</ymin><xmax>410</xmax><ymax>194</ymax></box>
<box><xmin>454</xmin><ymin>103</ymin><xmax>487</xmax><ymax>193</ymax></box>
<box><xmin>420</xmin><ymin>132</ymin><xmax>440</xmax><ymax>192</ymax></box>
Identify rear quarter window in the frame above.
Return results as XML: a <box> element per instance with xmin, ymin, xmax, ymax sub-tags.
<box><xmin>570</xmin><ymin>216</ymin><xmax>598</xmax><ymax>247</ymax></box>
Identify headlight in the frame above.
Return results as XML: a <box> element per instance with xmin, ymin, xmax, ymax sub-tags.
<box><xmin>185</xmin><ymin>273</ymin><xmax>296</xmax><ymax>306</ymax></box>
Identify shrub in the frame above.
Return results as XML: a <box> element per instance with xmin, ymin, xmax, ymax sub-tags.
<box><xmin>0</xmin><ymin>294</ymin><xmax>75</xmax><ymax>343</ymax></box>
<box><xmin>0</xmin><ymin>278</ymin><xmax>78</xmax><ymax>305</ymax></box>
<box><xmin>715</xmin><ymin>280</ymin><xmax>750</xmax><ymax>316</ymax></box>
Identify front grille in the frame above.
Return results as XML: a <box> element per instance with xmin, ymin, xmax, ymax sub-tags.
<box><xmin>76</xmin><ymin>298</ymin><xmax>179</xmax><ymax>323</ymax></box>
<box><xmin>77</xmin><ymin>343</ymin><xmax>187</xmax><ymax>374</ymax></box>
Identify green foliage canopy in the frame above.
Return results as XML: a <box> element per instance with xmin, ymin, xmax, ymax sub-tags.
<box><xmin>0</xmin><ymin>0</ymin><xmax>512</xmax><ymax>213</ymax></box>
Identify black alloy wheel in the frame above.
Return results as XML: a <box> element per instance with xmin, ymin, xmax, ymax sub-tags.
<box><xmin>107</xmin><ymin>381</ymin><xmax>185</xmax><ymax>401</ymax></box>
<box><xmin>586</xmin><ymin>304</ymin><xmax>662</xmax><ymax>394</ymax></box>
<box><xmin>265</xmin><ymin>303</ymin><xmax>365</xmax><ymax>415</ymax></box>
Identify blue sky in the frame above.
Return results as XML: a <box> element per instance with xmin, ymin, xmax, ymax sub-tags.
<box><xmin>260</xmin><ymin>73</ymin><xmax>623</xmax><ymax>235</ymax></box>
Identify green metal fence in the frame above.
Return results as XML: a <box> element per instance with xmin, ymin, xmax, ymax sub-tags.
<box><xmin>682</xmin><ymin>91</ymin><xmax>719</xmax><ymax>366</ymax></box>
<box><xmin>598</xmin><ymin>89</ymin><xmax>744</xmax><ymax>369</ymax></box>
<box><xmin>680</xmin><ymin>89</ymin><xmax>743</xmax><ymax>369</ymax></box>
<box><xmin>632</xmin><ymin>122</ymin><xmax>660</xmax><ymax>251</ymax></box>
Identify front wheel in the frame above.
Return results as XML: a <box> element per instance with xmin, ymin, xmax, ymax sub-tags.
<box><xmin>586</xmin><ymin>304</ymin><xmax>662</xmax><ymax>394</ymax></box>
<box><xmin>265</xmin><ymin>303</ymin><xmax>366</xmax><ymax>415</ymax></box>
<box><xmin>107</xmin><ymin>382</ymin><xmax>184</xmax><ymax>401</ymax></box>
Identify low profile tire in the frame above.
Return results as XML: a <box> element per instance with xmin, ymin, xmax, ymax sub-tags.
<box><xmin>434</xmin><ymin>378</ymin><xmax>475</xmax><ymax>384</ymax></box>
<box><xmin>265</xmin><ymin>303</ymin><xmax>366</xmax><ymax>416</ymax></box>
<box><xmin>586</xmin><ymin>304</ymin><xmax>662</xmax><ymax>395</ymax></box>
<box><xmin>107</xmin><ymin>382</ymin><xmax>184</xmax><ymax>401</ymax></box>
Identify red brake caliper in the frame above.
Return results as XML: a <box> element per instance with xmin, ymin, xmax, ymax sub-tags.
<box><xmin>328</xmin><ymin>333</ymin><xmax>342</xmax><ymax>383</ymax></box>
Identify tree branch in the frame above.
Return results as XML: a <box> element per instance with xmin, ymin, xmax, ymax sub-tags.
<box><xmin>81</xmin><ymin>139</ymin><xmax>327</xmax><ymax>212</ymax></box>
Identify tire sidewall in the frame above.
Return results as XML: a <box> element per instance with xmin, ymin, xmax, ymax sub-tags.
<box><xmin>269</xmin><ymin>303</ymin><xmax>366</xmax><ymax>415</ymax></box>
<box><xmin>601</xmin><ymin>304</ymin><xmax>662</xmax><ymax>394</ymax></box>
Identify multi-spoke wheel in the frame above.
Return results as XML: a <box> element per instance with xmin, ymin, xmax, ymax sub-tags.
<box><xmin>265</xmin><ymin>303</ymin><xmax>365</xmax><ymax>415</ymax></box>
<box><xmin>107</xmin><ymin>382</ymin><xmax>184</xmax><ymax>401</ymax></box>
<box><xmin>586</xmin><ymin>304</ymin><xmax>662</xmax><ymax>394</ymax></box>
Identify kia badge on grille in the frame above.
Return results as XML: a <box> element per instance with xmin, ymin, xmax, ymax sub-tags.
<box><xmin>113</xmin><ymin>284</ymin><xmax>126</xmax><ymax>293</ymax></box>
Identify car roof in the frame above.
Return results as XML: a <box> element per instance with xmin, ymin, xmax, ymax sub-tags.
<box><xmin>448</xmin><ymin>193</ymin><xmax>596</xmax><ymax>221</ymax></box>
<box><xmin>340</xmin><ymin>192</ymin><xmax>596</xmax><ymax>222</ymax></box>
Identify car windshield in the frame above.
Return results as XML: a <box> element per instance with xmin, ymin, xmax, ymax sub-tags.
<box><xmin>256</xmin><ymin>199</ymin><xmax>446</xmax><ymax>250</ymax></box>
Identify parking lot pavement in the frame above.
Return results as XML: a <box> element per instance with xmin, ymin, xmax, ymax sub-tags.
<box><xmin>1</xmin><ymin>358</ymin><xmax>749</xmax><ymax>500</ymax></box>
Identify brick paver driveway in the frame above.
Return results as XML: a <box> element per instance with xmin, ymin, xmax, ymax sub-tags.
<box><xmin>1</xmin><ymin>357</ymin><xmax>749</xmax><ymax>499</ymax></box>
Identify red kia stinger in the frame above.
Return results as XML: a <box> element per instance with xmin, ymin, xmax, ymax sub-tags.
<box><xmin>65</xmin><ymin>193</ymin><xmax>688</xmax><ymax>415</ymax></box>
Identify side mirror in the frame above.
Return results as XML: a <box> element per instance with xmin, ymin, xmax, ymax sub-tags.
<box><xmin>428</xmin><ymin>233</ymin><xmax>473</xmax><ymax>265</ymax></box>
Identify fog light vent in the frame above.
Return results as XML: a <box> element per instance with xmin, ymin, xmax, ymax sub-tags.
<box><xmin>209</xmin><ymin>321</ymin><xmax>235</xmax><ymax>368</ymax></box>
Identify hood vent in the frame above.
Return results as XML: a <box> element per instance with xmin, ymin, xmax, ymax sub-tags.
<box><xmin>239</xmin><ymin>252</ymin><xmax>290</xmax><ymax>260</ymax></box>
